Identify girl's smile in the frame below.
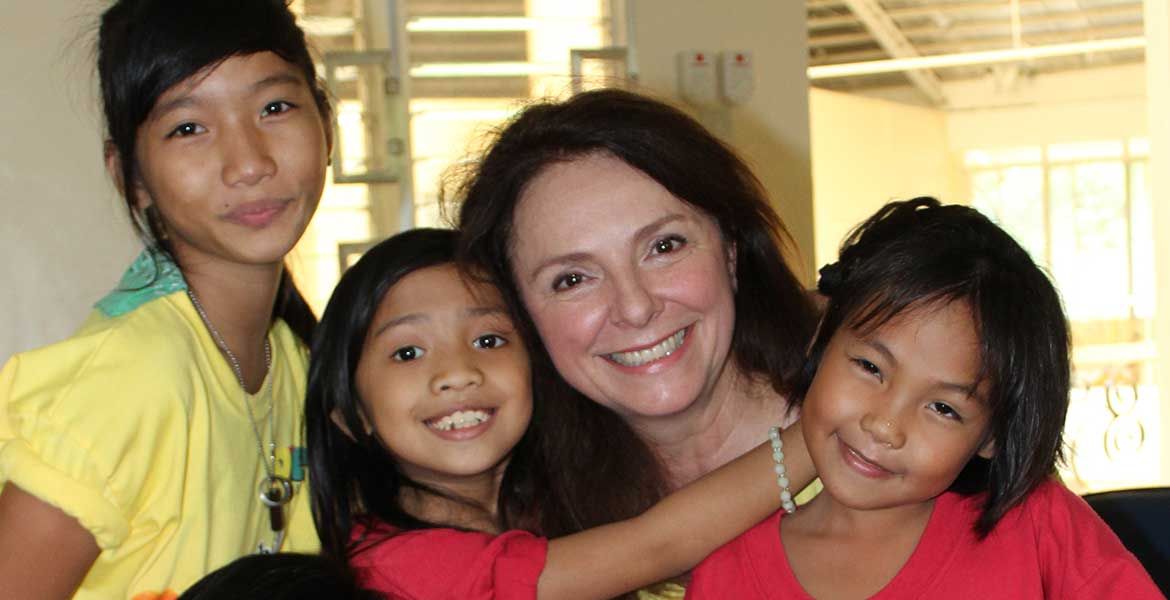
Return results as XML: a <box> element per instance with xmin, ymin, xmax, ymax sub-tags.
<box><xmin>222</xmin><ymin>198</ymin><xmax>293</xmax><ymax>229</ymax></box>
<box><xmin>801</xmin><ymin>300</ymin><xmax>995</xmax><ymax>513</ymax></box>
<box><xmin>130</xmin><ymin>51</ymin><xmax>329</xmax><ymax>269</ymax></box>
<box><xmin>836</xmin><ymin>437</ymin><xmax>897</xmax><ymax>479</ymax></box>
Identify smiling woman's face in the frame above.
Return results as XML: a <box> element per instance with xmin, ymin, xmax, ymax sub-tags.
<box><xmin>509</xmin><ymin>153</ymin><xmax>739</xmax><ymax>422</ymax></box>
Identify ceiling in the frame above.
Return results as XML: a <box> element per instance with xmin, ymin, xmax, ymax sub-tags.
<box><xmin>807</xmin><ymin>0</ymin><xmax>1146</xmax><ymax>102</ymax></box>
<box><xmin>300</xmin><ymin>1</ymin><xmax>1147</xmax><ymax>104</ymax></box>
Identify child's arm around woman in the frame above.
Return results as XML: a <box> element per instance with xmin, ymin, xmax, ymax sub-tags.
<box><xmin>306</xmin><ymin>228</ymin><xmax>817</xmax><ymax>600</ymax></box>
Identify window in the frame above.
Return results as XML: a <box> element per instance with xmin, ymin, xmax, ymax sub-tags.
<box><xmin>288</xmin><ymin>0</ymin><xmax>624</xmax><ymax>313</ymax></box>
<box><xmin>965</xmin><ymin>139</ymin><xmax>1159</xmax><ymax>493</ymax></box>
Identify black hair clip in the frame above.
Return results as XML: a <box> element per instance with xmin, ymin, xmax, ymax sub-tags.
<box><xmin>817</xmin><ymin>262</ymin><xmax>844</xmax><ymax>296</ymax></box>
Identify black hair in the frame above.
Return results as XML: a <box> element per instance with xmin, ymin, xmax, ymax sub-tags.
<box><xmin>799</xmin><ymin>197</ymin><xmax>1071</xmax><ymax>537</ymax></box>
<box><xmin>97</xmin><ymin>0</ymin><xmax>331</xmax><ymax>344</ymax></box>
<box><xmin>177</xmin><ymin>553</ymin><xmax>383</xmax><ymax>600</ymax></box>
<box><xmin>307</xmin><ymin>228</ymin><xmax>461</xmax><ymax>561</ymax></box>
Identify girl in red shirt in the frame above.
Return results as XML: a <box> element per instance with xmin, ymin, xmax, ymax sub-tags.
<box><xmin>688</xmin><ymin>198</ymin><xmax>1160</xmax><ymax>599</ymax></box>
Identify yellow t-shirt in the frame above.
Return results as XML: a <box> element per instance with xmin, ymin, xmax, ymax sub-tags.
<box><xmin>0</xmin><ymin>292</ymin><xmax>319</xmax><ymax>599</ymax></box>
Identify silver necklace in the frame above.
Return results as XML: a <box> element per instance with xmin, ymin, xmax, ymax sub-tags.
<box><xmin>186</xmin><ymin>287</ymin><xmax>291</xmax><ymax>554</ymax></box>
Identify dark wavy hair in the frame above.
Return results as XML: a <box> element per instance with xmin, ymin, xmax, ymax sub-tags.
<box><xmin>97</xmin><ymin>0</ymin><xmax>330</xmax><ymax>343</ymax></box>
<box><xmin>451</xmin><ymin>90</ymin><xmax>816</xmax><ymax>532</ymax></box>
<box><xmin>800</xmin><ymin>197</ymin><xmax>1071</xmax><ymax>537</ymax></box>
<box><xmin>456</xmin><ymin>89</ymin><xmax>817</xmax><ymax>401</ymax></box>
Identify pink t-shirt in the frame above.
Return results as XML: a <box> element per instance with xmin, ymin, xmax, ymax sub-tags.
<box><xmin>688</xmin><ymin>480</ymin><xmax>1160</xmax><ymax>599</ymax></box>
<box><xmin>349</xmin><ymin>521</ymin><xmax>548</xmax><ymax>599</ymax></box>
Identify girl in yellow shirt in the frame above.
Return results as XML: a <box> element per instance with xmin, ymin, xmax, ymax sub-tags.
<box><xmin>0</xmin><ymin>1</ymin><xmax>331</xmax><ymax>597</ymax></box>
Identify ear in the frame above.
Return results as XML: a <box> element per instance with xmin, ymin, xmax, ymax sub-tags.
<box><xmin>104</xmin><ymin>140</ymin><xmax>151</xmax><ymax>210</ymax></box>
<box><xmin>976</xmin><ymin>437</ymin><xmax>996</xmax><ymax>459</ymax></box>
<box><xmin>330</xmin><ymin>406</ymin><xmax>372</xmax><ymax>442</ymax></box>
<box><xmin>104</xmin><ymin>141</ymin><xmax>127</xmax><ymax>197</ymax></box>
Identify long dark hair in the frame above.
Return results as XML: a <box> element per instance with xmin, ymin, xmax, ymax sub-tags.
<box><xmin>800</xmin><ymin>197</ymin><xmax>1071</xmax><ymax>537</ymax></box>
<box><xmin>451</xmin><ymin>89</ymin><xmax>814</xmax><ymax>534</ymax></box>
<box><xmin>96</xmin><ymin>0</ymin><xmax>329</xmax><ymax>343</ymax></box>
<box><xmin>456</xmin><ymin>89</ymin><xmax>817</xmax><ymax>401</ymax></box>
<box><xmin>307</xmin><ymin>229</ymin><xmax>461</xmax><ymax>561</ymax></box>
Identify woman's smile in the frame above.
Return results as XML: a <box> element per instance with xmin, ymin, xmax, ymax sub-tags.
<box><xmin>604</xmin><ymin>327</ymin><xmax>689</xmax><ymax>368</ymax></box>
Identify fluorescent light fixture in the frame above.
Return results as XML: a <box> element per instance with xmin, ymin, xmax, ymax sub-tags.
<box><xmin>410</xmin><ymin>62</ymin><xmax>565</xmax><ymax>78</ymax></box>
<box><xmin>411</xmin><ymin>109</ymin><xmax>518</xmax><ymax>121</ymax></box>
<box><xmin>297</xmin><ymin>15</ymin><xmax>356</xmax><ymax>37</ymax></box>
<box><xmin>808</xmin><ymin>37</ymin><xmax>1146</xmax><ymax>79</ymax></box>
<box><xmin>406</xmin><ymin>17</ymin><xmax>538</xmax><ymax>32</ymax></box>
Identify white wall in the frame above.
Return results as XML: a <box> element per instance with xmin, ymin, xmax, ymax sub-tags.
<box><xmin>629</xmin><ymin>0</ymin><xmax>815</xmax><ymax>281</ymax></box>
<box><xmin>0</xmin><ymin>2</ymin><xmax>138</xmax><ymax>363</ymax></box>
<box><xmin>809</xmin><ymin>88</ymin><xmax>962</xmax><ymax>270</ymax></box>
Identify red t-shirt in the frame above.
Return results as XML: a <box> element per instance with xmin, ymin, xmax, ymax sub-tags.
<box><xmin>349</xmin><ymin>521</ymin><xmax>548</xmax><ymax>599</ymax></box>
<box><xmin>688</xmin><ymin>480</ymin><xmax>1160</xmax><ymax>599</ymax></box>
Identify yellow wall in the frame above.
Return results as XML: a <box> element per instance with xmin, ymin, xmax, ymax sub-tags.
<box><xmin>630</xmin><ymin>0</ymin><xmax>815</xmax><ymax>281</ymax></box>
<box><xmin>809</xmin><ymin>87</ymin><xmax>964</xmax><ymax>270</ymax></box>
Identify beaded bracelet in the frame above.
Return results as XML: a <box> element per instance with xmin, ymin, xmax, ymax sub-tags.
<box><xmin>769</xmin><ymin>426</ymin><xmax>797</xmax><ymax>514</ymax></box>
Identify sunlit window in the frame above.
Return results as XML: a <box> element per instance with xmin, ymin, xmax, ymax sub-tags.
<box><xmin>287</xmin><ymin>1</ymin><xmax>621</xmax><ymax>314</ymax></box>
<box><xmin>966</xmin><ymin>140</ymin><xmax>1159</xmax><ymax>493</ymax></box>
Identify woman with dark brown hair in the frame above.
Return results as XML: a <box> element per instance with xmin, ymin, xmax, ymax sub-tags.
<box><xmin>456</xmin><ymin>89</ymin><xmax>819</xmax><ymax>575</ymax></box>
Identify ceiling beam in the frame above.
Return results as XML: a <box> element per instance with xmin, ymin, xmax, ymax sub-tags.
<box><xmin>810</xmin><ymin>14</ymin><xmax>1144</xmax><ymax>50</ymax></box>
<box><xmin>840</xmin><ymin>0</ymin><xmax>947</xmax><ymax>104</ymax></box>
<box><xmin>808</xmin><ymin>36</ymin><xmax>1146</xmax><ymax>79</ymax></box>
<box><xmin>809</xmin><ymin>1</ymin><xmax>1143</xmax><ymax>30</ymax></box>
<box><xmin>810</xmin><ymin>23</ymin><xmax>1146</xmax><ymax>64</ymax></box>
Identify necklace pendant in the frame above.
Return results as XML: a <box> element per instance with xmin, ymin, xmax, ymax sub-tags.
<box><xmin>268</xmin><ymin>503</ymin><xmax>285</xmax><ymax>533</ymax></box>
<box><xmin>259</xmin><ymin>476</ymin><xmax>293</xmax><ymax>534</ymax></box>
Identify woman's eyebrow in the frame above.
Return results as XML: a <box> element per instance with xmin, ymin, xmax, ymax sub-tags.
<box><xmin>524</xmin><ymin>214</ymin><xmax>689</xmax><ymax>283</ymax></box>
<box><xmin>525</xmin><ymin>251</ymin><xmax>592</xmax><ymax>284</ymax></box>
<box><xmin>633</xmin><ymin>214</ymin><xmax>687</xmax><ymax>241</ymax></box>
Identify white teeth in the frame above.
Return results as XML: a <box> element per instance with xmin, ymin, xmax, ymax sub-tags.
<box><xmin>428</xmin><ymin>409</ymin><xmax>491</xmax><ymax>431</ymax></box>
<box><xmin>607</xmin><ymin>329</ymin><xmax>686</xmax><ymax>367</ymax></box>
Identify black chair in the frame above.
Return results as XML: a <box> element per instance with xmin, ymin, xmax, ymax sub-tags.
<box><xmin>1083</xmin><ymin>487</ymin><xmax>1170</xmax><ymax>596</ymax></box>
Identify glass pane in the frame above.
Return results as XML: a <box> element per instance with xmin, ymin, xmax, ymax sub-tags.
<box><xmin>1047</xmin><ymin>141</ymin><xmax>1124</xmax><ymax>162</ymax></box>
<box><xmin>1130</xmin><ymin>161</ymin><xmax>1154</xmax><ymax>320</ymax></box>
<box><xmin>963</xmin><ymin>146</ymin><xmax>1042</xmax><ymax>168</ymax></box>
<box><xmin>1129</xmin><ymin>138</ymin><xmax>1150</xmax><ymax>158</ymax></box>
<box><xmin>970</xmin><ymin>167</ymin><xmax>1047</xmax><ymax>265</ymax></box>
<box><xmin>1049</xmin><ymin>162</ymin><xmax>1129</xmax><ymax>321</ymax></box>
